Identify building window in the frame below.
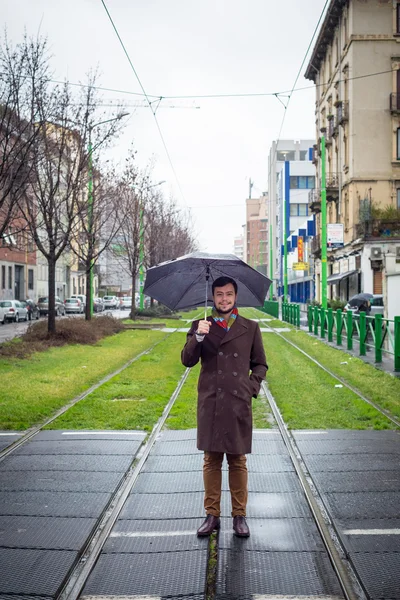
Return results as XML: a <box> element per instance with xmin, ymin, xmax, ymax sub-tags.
<box><xmin>290</xmin><ymin>204</ymin><xmax>298</xmax><ymax>216</ymax></box>
<box><xmin>397</xmin><ymin>128</ymin><xmax>400</xmax><ymax>160</ymax></box>
<box><xmin>299</xmin><ymin>204</ymin><xmax>307</xmax><ymax>216</ymax></box>
<box><xmin>397</xmin><ymin>189</ymin><xmax>400</xmax><ymax>209</ymax></box>
<box><xmin>290</xmin><ymin>176</ymin><xmax>315</xmax><ymax>189</ymax></box>
<box><xmin>8</xmin><ymin>266</ymin><xmax>12</xmax><ymax>290</ymax></box>
<box><xmin>300</xmin><ymin>150</ymin><xmax>307</xmax><ymax>161</ymax></box>
<box><xmin>28</xmin><ymin>269</ymin><xmax>34</xmax><ymax>290</ymax></box>
<box><xmin>1</xmin><ymin>265</ymin><xmax>5</xmax><ymax>289</ymax></box>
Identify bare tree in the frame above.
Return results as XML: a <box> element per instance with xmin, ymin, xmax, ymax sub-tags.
<box><xmin>69</xmin><ymin>165</ymin><xmax>124</xmax><ymax>319</ymax></box>
<box><xmin>19</xmin><ymin>66</ymin><xmax>124</xmax><ymax>333</ymax></box>
<box><xmin>0</xmin><ymin>33</ymin><xmax>49</xmax><ymax>241</ymax></box>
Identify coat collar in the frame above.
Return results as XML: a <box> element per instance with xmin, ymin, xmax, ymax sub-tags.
<box><xmin>210</xmin><ymin>314</ymin><xmax>249</xmax><ymax>345</ymax></box>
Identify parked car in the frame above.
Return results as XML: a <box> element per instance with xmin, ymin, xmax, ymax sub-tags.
<box><xmin>102</xmin><ymin>295</ymin><xmax>118</xmax><ymax>309</ymax></box>
<box><xmin>64</xmin><ymin>298</ymin><xmax>84</xmax><ymax>314</ymax></box>
<box><xmin>37</xmin><ymin>296</ymin><xmax>66</xmax><ymax>316</ymax></box>
<box><xmin>0</xmin><ymin>303</ymin><xmax>6</xmax><ymax>325</ymax></box>
<box><xmin>0</xmin><ymin>300</ymin><xmax>28</xmax><ymax>322</ymax></box>
<box><xmin>21</xmin><ymin>300</ymin><xmax>40</xmax><ymax>321</ymax></box>
<box><xmin>94</xmin><ymin>298</ymin><xmax>104</xmax><ymax>313</ymax></box>
<box><xmin>70</xmin><ymin>294</ymin><xmax>86</xmax><ymax>310</ymax></box>
<box><xmin>119</xmin><ymin>296</ymin><xmax>132</xmax><ymax>310</ymax></box>
<box><xmin>369</xmin><ymin>294</ymin><xmax>384</xmax><ymax>316</ymax></box>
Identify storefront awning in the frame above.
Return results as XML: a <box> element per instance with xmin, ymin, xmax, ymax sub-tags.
<box><xmin>327</xmin><ymin>269</ymin><xmax>358</xmax><ymax>284</ymax></box>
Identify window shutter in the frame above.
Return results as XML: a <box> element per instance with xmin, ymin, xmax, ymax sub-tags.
<box><xmin>373</xmin><ymin>270</ymin><xmax>383</xmax><ymax>294</ymax></box>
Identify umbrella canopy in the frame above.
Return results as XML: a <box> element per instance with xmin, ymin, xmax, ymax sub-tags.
<box><xmin>143</xmin><ymin>252</ymin><xmax>272</xmax><ymax>310</ymax></box>
<box><xmin>348</xmin><ymin>292</ymin><xmax>373</xmax><ymax>308</ymax></box>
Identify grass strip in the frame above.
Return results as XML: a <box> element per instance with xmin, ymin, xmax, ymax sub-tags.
<box><xmin>0</xmin><ymin>330</ymin><xmax>165</xmax><ymax>430</ymax></box>
<box><xmin>206</xmin><ymin>532</ymin><xmax>218</xmax><ymax>600</ymax></box>
<box><xmin>47</xmin><ymin>332</ymin><xmax>188</xmax><ymax>430</ymax></box>
<box><xmin>263</xmin><ymin>332</ymin><xmax>396</xmax><ymax>430</ymax></box>
<box><xmin>279</xmin><ymin>328</ymin><xmax>400</xmax><ymax>421</ymax></box>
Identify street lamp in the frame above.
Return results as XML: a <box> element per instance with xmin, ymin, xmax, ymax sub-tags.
<box><xmin>87</xmin><ymin>112</ymin><xmax>129</xmax><ymax>317</ymax></box>
<box><xmin>135</xmin><ymin>180</ymin><xmax>166</xmax><ymax>310</ymax></box>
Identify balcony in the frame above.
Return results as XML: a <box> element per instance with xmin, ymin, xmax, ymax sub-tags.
<box><xmin>390</xmin><ymin>93</ymin><xmax>400</xmax><ymax>113</ymax></box>
<box><xmin>336</xmin><ymin>101</ymin><xmax>349</xmax><ymax>124</ymax></box>
<box><xmin>326</xmin><ymin>172</ymin><xmax>339</xmax><ymax>202</ymax></box>
<box><xmin>308</xmin><ymin>189</ymin><xmax>321</xmax><ymax>214</ymax></box>
<box><xmin>356</xmin><ymin>217</ymin><xmax>400</xmax><ymax>240</ymax></box>
<box><xmin>311</xmin><ymin>234</ymin><xmax>321</xmax><ymax>259</ymax></box>
<box><xmin>311</xmin><ymin>144</ymin><xmax>318</xmax><ymax>165</ymax></box>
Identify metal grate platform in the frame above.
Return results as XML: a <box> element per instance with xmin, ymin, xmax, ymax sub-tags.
<box><xmin>35</xmin><ymin>429</ymin><xmax>145</xmax><ymax>441</ymax></box>
<box><xmin>221</xmin><ymin>492</ymin><xmax>312</xmax><ymax>519</ymax></box>
<box><xmin>350</xmin><ymin>552</ymin><xmax>400</xmax><ymax>600</ymax></box>
<box><xmin>0</xmin><ymin>469</ymin><xmax>123</xmax><ymax>493</ymax></box>
<box><xmin>121</xmin><ymin>491</ymin><xmax>205</xmax><ymax>519</ymax></box>
<box><xmin>0</xmin><ymin>515</ymin><xmax>96</xmax><ymax>550</ymax></box>
<box><xmin>0</xmin><ymin>490</ymin><xmax>112</xmax><ymax>518</ymax></box>
<box><xmin>81</xmin><ymin>551</ymin><xmax>207</xmax><ymax>597</ymax></box>
<box><xmin>13</xmin><ymin>439</ymin><xmax>142</xmax><ymax>456</ymax></box>
<box><xmin>311</xmin><ymin>469</ymin><xmax>400</xmax><ymax>493</ymax></box>
<box><xmin>0</xmin><ymin>453</ymin><xmax>134</xmax><ymax>472</ymax></box>
<box><xmin>301</xmin><ymin>453</ymin><xmax>400</xmax><ymax>472</ymax></box>
<box><xmin>324</xmin><ymin>491</ymin><xmax>400</xmax><ymax>519</ymax></box>
<box><xmin>216</xmin><ymin>549</ymin><xmax>343</xmax><ymax>598</ymax></box>
<box><xmin>296</xmin><ymin>438</ymin><xmax>400</xmax><ymax>455</ymax></box>
<box><xmin>219</xmin><ymin>517</ymin><xmax>325</xmax><ymax>551</ymax></box>
<box><xmin>0</xmin><ymin>548</ymin><xmax>77</xmax><ymax>597</ymax></box>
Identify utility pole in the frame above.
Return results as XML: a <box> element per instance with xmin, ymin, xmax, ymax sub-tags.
<box><xmin>139</xmin><ymin>199</ymin><xmax>145</xmax><ymax>310</ymax></box>
<box><xmin>88</xmin><ymin>138</ymin><xmax>94</xmax><ymax>317</ymax></box>
<box><xmin>249</xmin><ymin>178</ymin><xmax>253</xmax><ymax>199</ymax></box>
<box><xmin>283</xmin><ymin>172</ymin><xmax>288</xmax><ymax>302</ymax></box>
<box><xmin>321</xmin><ymin>135</ymin><xmax>327</xmax><ymax>309</ymax></box>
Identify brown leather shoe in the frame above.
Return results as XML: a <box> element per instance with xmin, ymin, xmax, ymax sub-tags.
<box><xmin>197</xmin><ymin>514</ymin><xmax>220</xmax><ymax>536</ymax></box>
<box><xmin>233</xmin><ymin>516</ymin><xmax>250</xmax><ymax>537</ymax></box>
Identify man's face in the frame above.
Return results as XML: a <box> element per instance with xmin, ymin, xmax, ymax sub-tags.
<box><xmin>213</xmin><ymin>283</ymin><xmax>237</xmax><ymax>314</ymax></box>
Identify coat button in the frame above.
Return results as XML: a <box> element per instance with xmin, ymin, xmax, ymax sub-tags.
<box><xmin>219</xmin><ymin>351</ymin><xmax>223</xmax><ymax>356</ymax></box>
<box><xmin>217</xmin><ymin>388</ymin><xmax>222</xmax><ymax>393</ymax></box>
<box><xmin>234</xmin><ymin>353</ymin><xmax>238</xmax><ymax>357</ymax></box>
<box><xmin>218</xmin><ymin>370</ymin><xmax>222</xmax><ymax>375</ymax></box>
<box><xmin>233</xmin><ymin>390</ymin><xmax>238</xmax><ymax>396</ymax></box>
<box><xmin>232</xmin><ymin>372</ymin><xmax>237</xmax><ymax>377</ymax></box>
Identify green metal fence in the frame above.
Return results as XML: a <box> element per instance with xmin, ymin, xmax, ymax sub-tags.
<box><xmin>282</xmin><ymin>302</ymin><xmax>300</xmax><ymax>327</ymax></box>
<box><xmin>308</xmin><ymin>306</ymin><xmax>400</xmax><ymax>372</ymax></box>
<box><xmin>260</xmin><ymin>300</ymin><xmax>279</xmax><ymax>319</ymax></box>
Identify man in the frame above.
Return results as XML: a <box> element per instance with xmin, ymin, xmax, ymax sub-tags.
<box><xmin>181</xmin><ymin>276</ymin><xmax>267</xmax><ymax>538</ymax></box>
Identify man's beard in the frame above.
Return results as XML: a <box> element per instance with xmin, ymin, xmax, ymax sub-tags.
<box><xmin>216</xmin><ymin>306</ymin><xmax>233</xmax><ymax>315</ymax></box>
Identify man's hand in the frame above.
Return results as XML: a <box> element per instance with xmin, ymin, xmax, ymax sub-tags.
<box><xmin>196</xmin><ymin>319</ymin><xmax>210</xmax><ymax>335</ymax></box>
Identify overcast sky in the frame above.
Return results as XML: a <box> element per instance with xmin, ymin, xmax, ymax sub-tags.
<box><xmin>4</xmin><ymin>0</ymin><xmax>325</xmax><ymax>254</ymax></box>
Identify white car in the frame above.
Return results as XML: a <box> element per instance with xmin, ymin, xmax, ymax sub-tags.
<box><xmin>70</xmin><ymin>294</ymin><xmax>86</xmax><ymax>310</ymax></box>
<box><xmin>103</xmin><ymin>295</ymin><xmax>118</xmax><ymax>309</ymax></box>
<box><xmin>119</xmin><ymin>297</ymin><xmax>132</xmax><ymax>310</ymax></box>
<box><xmin>64</xmin><ymin>298</ymin><xmax>84</xmax><ymax>314</ymax></box>
<box><xmin>0</xmin><ymin>300</ymin><xmax>28</xmax><ymax>323</ymax></box>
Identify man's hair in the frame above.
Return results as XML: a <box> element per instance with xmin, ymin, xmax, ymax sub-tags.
<box><xmin>212</xmin><ymin>276</ymin><xmax>238</xmax><ymax>294</ymax></box>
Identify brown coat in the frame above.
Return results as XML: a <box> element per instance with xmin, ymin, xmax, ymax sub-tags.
<box><xmin>181</xmin><ymin>315</ymin><xmax>267</xmax><ymax>455</ymax></box>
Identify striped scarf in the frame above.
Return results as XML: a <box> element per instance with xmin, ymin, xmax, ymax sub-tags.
<box><xmin>212</xmin><ymin>306</ymin><xmax>238</xmax><ymax>331</ymax></box>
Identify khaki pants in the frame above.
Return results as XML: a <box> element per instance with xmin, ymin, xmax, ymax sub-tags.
<box><xmin>203</xmin><ymin>451</ymin><xmax>248</xmax><ymax>517</ymax></box>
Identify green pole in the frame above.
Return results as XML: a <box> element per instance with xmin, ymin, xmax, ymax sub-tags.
<box><xmin>269</xmin><ymin>223</ymin><xmax>273</xmax><ymax>300</ymax></box>
<box><xmin>139</xmin><ymin>200</ymin><xmax>144</xmax><ymax>311</ymax></box>
<box><xmin>347</xmin><ymin>310</ymin><xmax>353</xmax><ymax>351</ymax></box>
<box><xmin>374</xmin><ymin>314</ymin><xmax>383</xmax><ymax>364</ymax></box>
<box><xmin>327</xmin><ymin>308</ymin><xmax>333</xmax><ymax>342</ymax></box>
<box><xmin>321</xmin><ymin>136</ymin><xmax>327</xmax><ymax>309</ymax></box>
<box><xmin>336</xmin><ymin>309</ymin><xmax>342</xmax><ymax>345</ymax></box>
<box><xmin>359</xmin><ymin>312</ymin><xmax>367</xmax><ymax>356</ymax></box>
<box><xmin>88</xmin><ymin>139</ymin><xmax>94</xmax><ymax>319</ymax></box>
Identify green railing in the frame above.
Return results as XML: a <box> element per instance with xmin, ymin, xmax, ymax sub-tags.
<box><xmin>260</xmin><ymin>300</ymin><xmax>279</xmax><ymax>319</ymax></box>
<box><xmin>282</xmin><ymin>302</ymin><xmax>300</xmax><ymax>327</ymax></box>
<box><xmin>308</xmin><ymin>306</ymin><xmax>400</xmax><ymax>372</ymax></box>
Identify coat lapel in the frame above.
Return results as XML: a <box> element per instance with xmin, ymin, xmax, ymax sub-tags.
<box><xmin>220</xmin><ymin>315</ymin><xmax>248</xmax><ymax>345</ymax></box>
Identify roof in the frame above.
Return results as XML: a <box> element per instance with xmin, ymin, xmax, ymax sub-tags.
<box><xmin>304</xmin><ymin>0</ymin><xmax>349</xmax><ymax>82</ymax></box>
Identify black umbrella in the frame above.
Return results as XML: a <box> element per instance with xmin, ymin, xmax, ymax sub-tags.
<box><xmin>348</xmin><ymin>292</ymin><xmax>373</xmax><ymax>308</ymax></box>
<box><xmin>143</xmin><ymin>252</ymin><xmax>272</xmax><ymax>317</ymax></box>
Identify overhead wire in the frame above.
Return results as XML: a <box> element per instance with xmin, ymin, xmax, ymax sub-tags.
<box><xmin>100</xmin><ymin>0</ymin><xmax>189</xmax><ymax>208</ymax></box>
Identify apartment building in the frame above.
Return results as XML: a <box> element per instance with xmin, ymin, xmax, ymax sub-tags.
<box><xmin>245</xmin><ymin>194</ymin><xmax>268</xmax><ymax>275</ymax></box>
<box><xmin>268</xmin><ymin>140</ymin><xmax>315</xmax><ymax>296</ymax></box>
<box><xmin>305</xmin><ymin>0</ymin><xmax>400</xmax><ymax>317</ymax></box>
